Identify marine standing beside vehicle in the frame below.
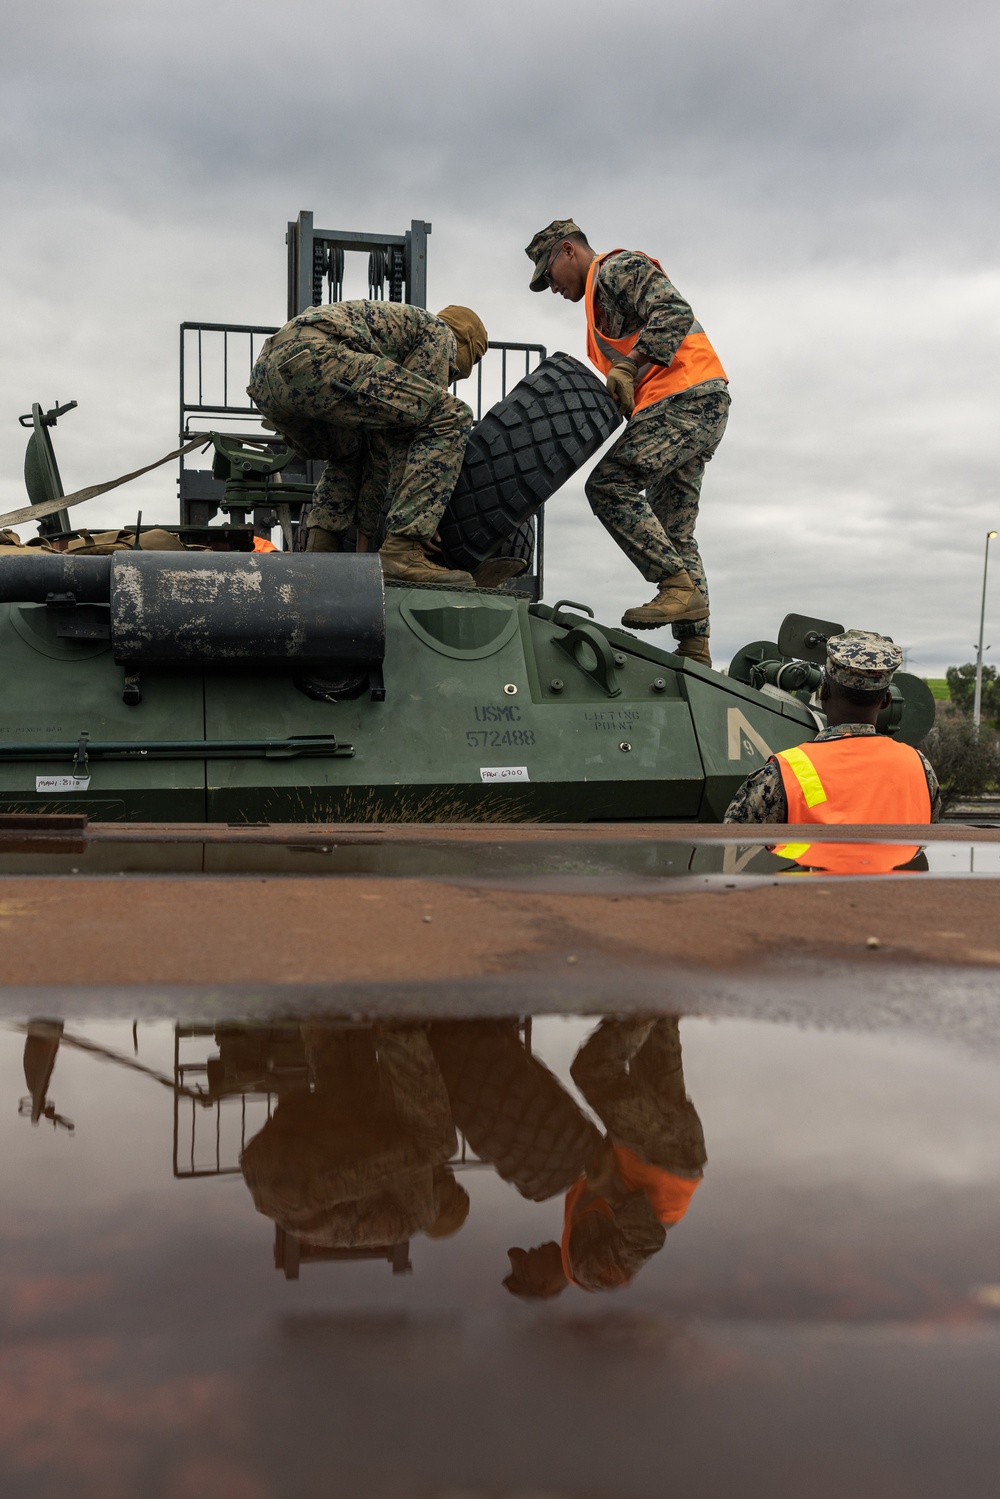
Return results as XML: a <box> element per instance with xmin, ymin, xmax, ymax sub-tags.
<box><xmin>526</xmin><ymin>220</ymin><xmax>729</xmax><ymax>665</ymax></box>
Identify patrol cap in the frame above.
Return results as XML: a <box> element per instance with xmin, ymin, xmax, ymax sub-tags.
<box><xmin>525</xmin><ymin>219</ymin><xmax>584</xmax><ymax>292</ymax></box>
<box><xmin>825</xmin><ymin>630</ymin><xmax>903</xmax><ymax>692</ymax></box>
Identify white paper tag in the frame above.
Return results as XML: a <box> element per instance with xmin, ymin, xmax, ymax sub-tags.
<box><xmin>480</xmin><ymin>766</ymin><xmax>530</xmax><ymax>783</ymax></box>
<box><xmin>35</xmin><ymin>776</ymin><xmax>91</xmax><ymax>793</ymax></box>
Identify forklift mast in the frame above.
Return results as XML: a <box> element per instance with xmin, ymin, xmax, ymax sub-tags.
<box><xmin>286</xmin><ymin>211</ymin><xmax>432</xmax><ymax>317</ymax></box>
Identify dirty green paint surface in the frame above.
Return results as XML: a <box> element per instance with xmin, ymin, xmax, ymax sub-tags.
<box><xmin>0</xmin><ymin>590</ymin><xmax>817</xmax><ymax>824</ymax></box>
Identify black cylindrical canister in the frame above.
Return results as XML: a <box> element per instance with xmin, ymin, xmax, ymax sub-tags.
<box><xmin>108</xmin><ymin>552</ymin><xmax>385</xmax><ymax>665</ymax></box>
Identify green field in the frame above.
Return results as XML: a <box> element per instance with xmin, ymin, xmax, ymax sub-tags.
<box><xmin>926</xmin><ymin>679</ymin><xmax>950</xmax><ymax>701</ymax></box>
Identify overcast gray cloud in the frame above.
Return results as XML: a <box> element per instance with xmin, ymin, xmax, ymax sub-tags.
<box><xmin>3</xmin><ymin>0</ymin><xmax>999</xmax><ymax>672</ymax></box>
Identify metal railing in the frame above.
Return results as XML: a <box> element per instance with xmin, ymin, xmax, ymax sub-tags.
<box><xmin>172</xmin><ymin>1021</ymin><xmax>533</xmax><ymax>1180</ymax></box>
<box><xmin>180</xmin><ymin>322</ymin><xmax>546</xmax><ymax>435</ymax></box>
<box><xmin>180</xmin><ymin>321</ymin><xmax>276</xmax><ymax>435</ymax></box>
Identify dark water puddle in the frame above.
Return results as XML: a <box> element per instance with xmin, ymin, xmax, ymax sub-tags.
<box><xmin>3</xmin><ymin>1010</ymin><xmax>1000</xmax><ymax>1497</ymax></box>
<box><xmin>1</xmin><ymin>836</ymin><xmax>999</xmax><ymax>884</ymax></box>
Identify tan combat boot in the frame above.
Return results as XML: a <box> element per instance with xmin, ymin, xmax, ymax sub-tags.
<box><xmin>305</xmin><ymin>526</ymin><xmax>341</xmax><ymax>552</ymax></box>
<box><xmin>379</xmin><ymin>534</ymin><xmax>474</xmax><ymax>587</ymax></box>
<box><xmin>621</xmin><ymin>569</ymin><xmax>709</xmax><ymax>630</ymax></box>
<box><xmin>674</xmin><ymin>636</ymin><xmax>712</xmax><ymax>667</ymax></box>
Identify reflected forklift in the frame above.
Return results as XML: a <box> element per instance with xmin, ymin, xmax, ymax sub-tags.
<box><xmin>175</xmin><ymin>1022</ymin><xmax>419</xmax><ymax>1279</ymax></box>
<box><xmin>13</xmin><ymin>1018</ymin><xmax>521</xmax><ymax>1280</ymax></box>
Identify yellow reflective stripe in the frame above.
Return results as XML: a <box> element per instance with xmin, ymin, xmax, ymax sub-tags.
<box><xmin>773</xmin><ymin>842</ymin><xmax>812</xmax><ymax>859</ymax></box>
<box><xmin>777</xmin><ymin>747</ymin><xmax>828</xmax><ymax>809</ymax></box>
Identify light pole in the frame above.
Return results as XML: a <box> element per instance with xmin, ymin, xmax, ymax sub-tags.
<box><xmin>973</xmin><ymin>530</ymin><xmax>998</xmax><ymax>729</ymax></box>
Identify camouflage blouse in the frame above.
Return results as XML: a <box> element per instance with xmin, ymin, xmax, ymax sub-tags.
<box><xmin>723</xmin><ymin>723</ymin><xmax>942</xmax><ymax>824</ymax></box>
<box><xmin>593</xmin><ymin>250</ymin><xmax>724</xmax><ymax>382</ymax></box>
<box><xmin>281</xmin><ymin>300</ymin><xmax>461</xmax><ymax>384</ymax></box>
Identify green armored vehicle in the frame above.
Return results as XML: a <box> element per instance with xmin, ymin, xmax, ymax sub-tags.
<box><xmin>0</xmin><ymin>214</ymin><xmax>933</xmax><ymax>824</ymax></box>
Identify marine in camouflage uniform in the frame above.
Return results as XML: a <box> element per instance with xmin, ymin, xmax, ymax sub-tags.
<box><xmin>240</xmin><ymin>1024</ymin><xmax>469</xmax><ymax>1250</ymax></box>
<box><xmin>503</xmin><ymin>1016</ymin><xmax>705</xmax><ymax>1298</ymax></box>
<box><xmin>247</xmin><ymin>301</ymin><xmax>486</xmax><ymax>580</ymax></box>
<box><xmin>725</xmin><ymin>722</ymin><xmax>941</xmax><ymax>824</ymax></box>
<box><xmin>725</xmin><ymin>630</ymin><xmax>941</xmax><ymax>825</ymax></box>
<box><xmin>569</xmin><ymin>1016</ymin><xmax>707</xmax><ymax>1179</ymax></box>
<box><xmin>583</xmin><ymin>252</ymin><xmax>728</xmax><ymax>634</ymax></box>
<box><xmin>526</xmin><ymin>221</ymin><xmax>729</xmax><ymax>657</ymax></box>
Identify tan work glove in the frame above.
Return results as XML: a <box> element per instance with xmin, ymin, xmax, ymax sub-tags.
<box><xmin>606</xmin><ymin>358</ymin><xmax>638</xmax><ymax>416</ymax></box>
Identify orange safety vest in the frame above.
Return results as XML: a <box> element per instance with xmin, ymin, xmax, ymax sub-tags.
<box><xmin>585</xmin><ymin>251</ymin><xmax>728</xmax><ymax>416</ymax></box>
<box><xmin>772</xmin><ymin>840</ymin><xmax>924</xmax><ymax>875</ymax></box>
<box><xmin>612</xmin><ymin>1144</ymin><xmax>702</xmax><ymax>1224</ymax></box>
<box><xmin>560</xmin><ymin>1149</ymin><xmax>702</xmax><ymax>1286</ymax></box>
<box><xmin>772</xmin><ymin>736</ymin><xmax>930</xmax><ymax>875</ymax></box>
<box><xmin>253</xmin><ymin>536</ymin><xmax>278</xmax><ymax>552</ymax></box>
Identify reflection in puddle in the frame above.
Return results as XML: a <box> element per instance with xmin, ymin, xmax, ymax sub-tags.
<box><xmin>5</xmin><ymin>1012</ymin><xmax>1000</xmax><ymax>1497</ymax></box>
<box><xmin>497</xmin><ymin>1019</ymin><xmax>704</xmax><ymax>1298</ymax></box>
<box><xmin>4</xmin><ymin>833</ymin><xmax>1000</xmax><ymax>884</ymax></box>
<box><xmin>24</xmin><ymin>1018</ymin><xmax>706</xmax><ymax>1298</ymax></box>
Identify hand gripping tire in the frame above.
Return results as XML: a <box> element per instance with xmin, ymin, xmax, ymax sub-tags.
<box><xmin>436</xmin><ymin>351</ymin><xmax>622</xmax><ymax>574</ymax></box>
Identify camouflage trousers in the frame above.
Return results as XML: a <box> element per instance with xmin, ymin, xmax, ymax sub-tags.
<box><xmin>570</xmin><ymin>1017</ymin><xmax>707</xmax><ymax>1176</ymax></box>
<box><xmin>585</xmin><ymin>386</ymin><xmax>730</xmax><ymax>640</ymax></box>
<box><xmin>293</xmin><ymin>428</ymin><xmax>409</xmax><ymax>543</ymax></box>
<box><xmin>248</xmin><ymin>320</ymin><xmax>473</xmax><ymax>543</ymax></box>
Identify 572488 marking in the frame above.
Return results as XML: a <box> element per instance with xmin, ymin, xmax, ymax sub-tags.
<box><xmin>465</xmin><ymin>729</ymin><xmax>536</xmax><ymax>749</ymax></box>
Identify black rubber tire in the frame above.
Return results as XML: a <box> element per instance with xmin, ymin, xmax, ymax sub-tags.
<box><xmin>428</xmin><ymin>1022</ymin><xmax>600</xmax><ymax>1202</ymax></box>
<box><xmin>493</xmin><ymin>516</ymin><xmax>535</xmax><ymax>568</ymax></box>
<box><xmin>437</xmin><ymin>351</ymin><xmax>621</xmax><ymax>573</ymax></box>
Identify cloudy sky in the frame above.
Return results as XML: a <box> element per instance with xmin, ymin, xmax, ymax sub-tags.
<box><xmin>2</xmin><ymin>0</ymin><xmax>998</xmax><ymax>672</ymax></box>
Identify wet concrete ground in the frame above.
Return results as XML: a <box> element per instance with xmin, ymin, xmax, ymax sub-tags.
<box><xmin>3</xmin><ymin>823</ymin><xmax>1000</xmax><ymax>997</ymax></box>
<box><xmin>2</xmin><ymin>820</ymin><xmax>1000</xmax><ymax>1497</ymax></box>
